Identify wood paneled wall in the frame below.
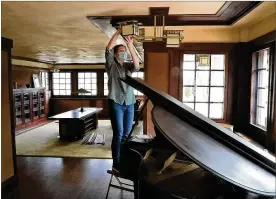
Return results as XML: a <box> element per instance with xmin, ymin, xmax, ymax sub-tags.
<box><xmin>232</xmin><ymin>32</ymin><xmax>276</xmax><ymax>152</ymax></box>
<box><xmin>49</xmin><ymin>98</ymin><xmax>109</xmax><ymax>119</ymax></box>
<box><xmin>12</xmin><ymin>66</ymin><xmax>48</xmax><ymax>88</ymax></box>
<box><xmin>231</xmin><ymin>43</ymin><xmax>253</xmax><ymax>133</ymax></box>
<box><xmin>1</xmin><ymin>37</ymin><xmax>18</xmax><ymax>196</ymax></box>
<box><xmin>1</xmin><ymin>51</ymin><xmax>14</xmax><ymax>183</ymax></box>
<box><xmin>143</xmin><ymin>42</ymin><xmax>236</xmax><ymax>135</ymax></box>
<box><xmin>144</xmin><ymin>52</ymin><xmax>169</xmax><ymax>135</ymax></box>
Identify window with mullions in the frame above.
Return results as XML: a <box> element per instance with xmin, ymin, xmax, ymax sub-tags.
<box><xmin>131</xmin><ymin>71</ymin><xmax>144</xmax><ymax>96</ymax></box>
<box><xmin>52</xmin><ymin>72</ymin><xmax>71</xmax><ymax>95</ymax></box>
<box><xmin>104</xmin><ymin>71</ymin><xmax>144</xmax><ymax>96</ymax></box>
<box><xmin>250</xmin><ymin>48</ymin><xmax>270</xmax><ymax>130</ymax></box>
<box><xmin>182</xmin><ymin>54</ymin><xmax>225</xmax><ymax>119</ymax></box>
<box><xmin>78</xmin><ymin>72</ymin><xmax>97</xmax><ymax>96</ymax></box>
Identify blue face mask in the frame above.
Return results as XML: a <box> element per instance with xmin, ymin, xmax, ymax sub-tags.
<box><xmin>118</xmin><ymin>52</ymin><xmax>127</xmax><ymax>61</ymax></box>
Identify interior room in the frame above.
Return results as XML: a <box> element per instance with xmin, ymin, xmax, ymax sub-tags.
<box><xmin>1</xmin><ymin>1</ymin><xmax>276</xmax><ymax>199</ymax></box>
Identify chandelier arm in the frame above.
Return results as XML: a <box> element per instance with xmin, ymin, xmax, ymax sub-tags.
<box><xmin>163</xmin><ymin>15</ymin><xmax>165</xmax><ymax>37</ymax></box>
<box><xmin>154</xmin><ymin>15</ymin><xmax>156</xmax><ymax>38</ymax></box>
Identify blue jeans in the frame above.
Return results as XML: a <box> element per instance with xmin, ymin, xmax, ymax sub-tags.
<box><xmin>108</xmin><ymin>99</ymin><xmax>134</xmax><ymax>169</ymax></box>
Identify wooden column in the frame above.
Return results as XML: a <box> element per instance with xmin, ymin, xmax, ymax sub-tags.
<box><xmin>143</xmin><ymin>42</ymin><xmax>169</xmax><ymax>136</ymax></box>
<box><xmin>168</xmin><ymin>49</ymin><xmax>181</xmax><ymax>100</ymax></box>
<box><xmin>1</xmin><ymin>37</ymin><xmax>18</xmax><ymax>195</ymax></box>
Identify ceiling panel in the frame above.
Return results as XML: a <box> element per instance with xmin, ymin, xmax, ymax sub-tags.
<box><xmin>1</xmin><ymin>1</ymin><xmax>268</xmax><ymax>64</ymax></box>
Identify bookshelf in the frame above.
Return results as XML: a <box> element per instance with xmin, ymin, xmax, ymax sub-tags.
<box><xmin>39</xmin><ymin>91</ymin><xmax>45</xmax><ymax>118</ymax></box>
<box><xmin>13</xmin><ymin>88</ymin><xmax>49</xmax><ymax>132</ymax></box>
<box><xmin>14</xmin><ymin>93</ymin><xmax>23</xmax><ymax>126</ymax></box>
<box><xmin>32</xmin><ymin>91</ymin><xmax>39</xmax><ymax>120</ymax></box>
<box><xmin>23</xmin><ymin>92</ymin><xmax>31</xmax><ymax>123</ymax></box>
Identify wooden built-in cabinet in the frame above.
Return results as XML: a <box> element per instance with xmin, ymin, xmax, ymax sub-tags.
<box><xmin>13</xmin><ymin>88</ymin><xmax>50</xmax><ymax>132</ymax></box>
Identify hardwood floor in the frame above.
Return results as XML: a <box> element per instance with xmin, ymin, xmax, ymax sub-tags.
<box><xmin>6</xmin><ymin>157</ymin><xmax>134</xmax><ymax>199</ymax></box>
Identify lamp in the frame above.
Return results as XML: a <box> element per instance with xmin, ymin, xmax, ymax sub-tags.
<box><xmin>50</xmin><ymin>61</ymin><xmax>60</xmax><ymax>73</ymax></box>
<box><xmin>73</xmin><ymin>88</ymin><xmax>91</xmax><ymax>112</ymax></box>
<box><xmin>163</xmin><ymin>30</ymin><xmax>183</xmax><ymax>48</ymax></box>
<box><xmin>119</xmin><ymin>14</ymin><xmax>184</xmax><ymax>48</ymax></box>
<box><xmin>119</xmin><ymin>20</ymin><xmax>140</xmax><ymax>37</ymax></box>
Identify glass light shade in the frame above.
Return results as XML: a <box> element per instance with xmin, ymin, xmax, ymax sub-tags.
<box><xmin>121</xmin><ymin>22</ymin><xmax>139</xmax><ymax>37</ymax></box>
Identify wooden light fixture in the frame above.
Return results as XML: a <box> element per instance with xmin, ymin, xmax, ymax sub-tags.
<box><xmin>119</xmin><ymin>20</ymin><xmax>140</xmax><ymax>37</ymax></box>
<box><xmin>119</xmin><ymin>7</ymin><xmax>184</xmax><ymax>47</ymax></box>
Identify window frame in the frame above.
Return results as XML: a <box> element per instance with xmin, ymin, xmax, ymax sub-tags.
<box><xmin>179</xmin><ymin>52</ymin><xmax>229</xmax><ymax>123</ymax></box>
<box><xmin>250</xmin><ymin>48</ymin><xmax>270</xmax><ymax>131</ymax></box>
<box><xmin>77</xmin><ymin>71</ymin><xmax>98</xmax><ymax>96</ymax></box>
<box><xmin>249</xmin><ymin>43</ymin><xmax>275</xmax><ymax>135</ymax></box>
<box><xmin>103</xmin><ymin>69</ymin><xmax>145</xmax><ymax>97</ymax></box>
<box><xmin>50</xmin><ymin>68</ymin><xmax>145</xmax><ymax>99</ymax></box>
<box><xmin>52</xmin><ymin>71</ymin><xmax>72</xmax><ymax>97</ymax></box>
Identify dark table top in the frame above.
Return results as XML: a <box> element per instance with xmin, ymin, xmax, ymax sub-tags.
<box><xmin>152</xmin><ymin>106</ymin><xmax>276</xmax><ymax>196</ymax></box>
<box><xmin>49</xmin><ymin>107</ymin><xmax>102</xmax><ymax>120</ymax></box>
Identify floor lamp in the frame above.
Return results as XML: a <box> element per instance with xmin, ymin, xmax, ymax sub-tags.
<box><xmin>73</xmin><ymin>88</ymin><xmax>91</xmax><ymax>112</ymax></box>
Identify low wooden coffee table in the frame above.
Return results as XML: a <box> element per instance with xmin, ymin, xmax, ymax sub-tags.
<box><xmin>49</xmin><ymin>107</ymin><xmax>102</xmax><ymax>140</ymax></box>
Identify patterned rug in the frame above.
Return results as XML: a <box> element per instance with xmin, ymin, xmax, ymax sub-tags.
<box><xmin>16</xmin><ymin>120</ymin><xmax>143</xmax><ymax>158</ymax></box>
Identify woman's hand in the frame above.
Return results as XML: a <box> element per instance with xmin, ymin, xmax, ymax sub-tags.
<box><xmin>124</xmin><ymin>36</ymin><xmax>134</xmax><ymax>46</ymax></box>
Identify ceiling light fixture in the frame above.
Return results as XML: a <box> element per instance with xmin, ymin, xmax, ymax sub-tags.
<box><xmin>50</xmin><ymin>61</ymin><xmax>60</xmax><ymax>73</ymax></box>
<box><xmin>119</xmin><ymin>13</ymin><xmax>184</xmax><ymax>48</ymax></box>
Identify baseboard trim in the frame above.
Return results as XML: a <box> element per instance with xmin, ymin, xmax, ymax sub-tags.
<box><xmin>1</xmin><ymin>175</ymin><xmax>18</xmax><ymax>198</ymax></box>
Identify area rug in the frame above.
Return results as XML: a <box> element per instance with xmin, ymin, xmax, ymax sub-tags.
<box><xmin>16</xmin><ymin>120</ymin><xmax>143</xmax><ymax>159</ymax></box>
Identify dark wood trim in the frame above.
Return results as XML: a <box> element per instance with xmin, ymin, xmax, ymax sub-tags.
<box><xmin>2</xmin><ymin>37</ymin><xmax>13</xmax><ymax>51</ymax></box>
<box><xmin>57</xmin><ymin>68</ymin><xmax>106</xmax><ymax>72</ymax></box>
<box><xmin>56</xmin><ymin>63</ymin><xmax>105</xmax><ymax>65</ymax></box>
<box><xmin>15</xmin><ymin>117</ymin><xmax>47</xmax><ymax>132</ymax></box>
<box><xmin>149</xmin><ymin>7</ymin><xmax>169</xmax><ymax>16</ymax></box>
<box><xmin>246</xmin><ymin>41</ymin><xmax>276</xmax><ymax>150</ymax></box>
<box><xmin>227</xmin><ymin>1</ymin><xmax>262</xmax><ymax>25</ymax></box>
<box><xmin>50</xmin><ymin>96</ymin><xmax>109</xmax><ymax>100</ymax></box>
<box><xmin>250</xmin><ymin>30</ymin><xmax>276</xmax><ymax>47</ymax></box>
<box><xmin>8</xmin><ymin>41</ymin><xmax>18</xmax><ymax>178</ymax></box>
<box><xmin>97</xmin><ymin>70</ymin><xmax>104</xmax><ymax>96</ymax></box>
<box><xmin>272</xmin><ymin>41</ymin><xmax>276</xmax><ymax>153</ymax></box>
<box><xmin>266</xmin><ymin>42</ymin><xmax>275</xmax><ymax>152</ymax></box>
<box><xmin>2</xmin><ymin>37</ymin><xmax>18</xmax><ymax>197</ymax></box>
<box><xmin>226</xmin><ymin>49</ymin><xmax>235</xmax><ymax>124</ymax></box>
<box><xmin>223</xmin><ymin>53</ymin><xmax>230</xmax><ymax>123</ymax></box>
<box><xmin>178</xmin><ymin>51</ymin><xmax>184</xmax><ymax>102</ymax></box>
<box><xmin>1</xmin><ymin>175</ymin><xmax>18</xmax><ymax>198</ymax></box>
<box><xmin>232</xmin><ymin>42</ymin><xmax>253</xmax><ymax>133</ymax></box>
<box><xmin>216</xmin><ymin>2</ymin><xmax>232</xmax><ymax>16</ymax></box>
<box><xmin>12</xmin><ymin>56</ymin><xmax>53</xmax><ymax>64</ymax></box>
<box><xmin>12</xmin><ymin>65</ymin><xmax>49</xmax><ymax>71</ymax></box>
<box><xmin>143</xmin><ymin>52</ymin><xmax>149</xmax><ymax>135</ymax></box>
<box><xmin>143</xmin><ymin>42</ymin><xmax>236</xmax><ymax>53</ymax></box>
<box><xmin>168</xmin><ymin>50</ymin><xmax>180</xmax><ymax>99</ymax></box>
<box><xmin>71</xmin><ymin>71</ymin><xmax>77</xmax><ymax>97</ymax></box>
<box><xmin>88</xmin><ymin>2</ymin><xmax>262</xmax><ymax>26</ymax></box>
